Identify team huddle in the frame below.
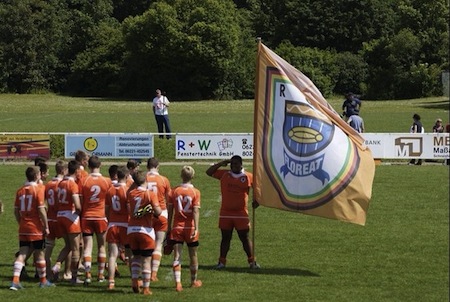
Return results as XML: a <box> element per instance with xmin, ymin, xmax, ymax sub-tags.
<box><xmin>10</xmin><ymin>151</ymin><xmax>202</xmax><ymax>295</ymax></box>
<box><xmin>11</xmin><ymin>152</ymin><xmax>259</xmax><ymax>295</ymax></box>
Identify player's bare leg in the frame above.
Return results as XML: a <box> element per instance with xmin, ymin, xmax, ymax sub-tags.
<box><xmin>151</xmin><ymin>230</ymin><xmax>165</xmax><ymax>281</ymax></box>
<box><xmin>107</xmin><ymin>242</ymin><xmax>118</xmax><ymax>290</ymax></box>
<box><xmin>188</xmin><ymin>246</ymin><xmax>202</xmax><ymax>288</ymax></box>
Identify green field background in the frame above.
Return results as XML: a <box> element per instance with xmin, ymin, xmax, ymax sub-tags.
<box><xmin>0</xmin><ymin>95</ymin><xmax>448</xmax><ymax>301</ymax></box>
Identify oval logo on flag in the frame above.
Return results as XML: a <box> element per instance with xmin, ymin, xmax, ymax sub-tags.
<box><xmin>262</xmin><ymin>81</ymin><xmax>360</xmax><ymax>210</ymax></box>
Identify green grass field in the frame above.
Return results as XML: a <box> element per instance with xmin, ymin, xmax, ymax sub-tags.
<box><xmin>0</xmin><ymin>93</ymin><xmax>448</xmax><ymax>133</ymax></box>
<box><xmin>0</xmin><ymin>94</ymin><xmax>448</xmax><ymax>301</ymax></box>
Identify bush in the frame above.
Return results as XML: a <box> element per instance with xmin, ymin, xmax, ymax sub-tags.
<box><xmin>50</xmin><ymin>135</ymin><xmax>64</xmax><ymax>159</ymax></box>
<box><xmin>334</xmin><ymin>52</ymin><xmax>368</xmax><ymax>95</ymax></box>
<box><xmin>274</xmin><ymin>41</ymin><xmax>339</xmax><ymax>97</ymax></box>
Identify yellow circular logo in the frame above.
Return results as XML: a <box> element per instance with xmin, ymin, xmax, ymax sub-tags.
<box><xmin>84</xmin><ymin>137</ymin><xmax>98</xmax><ymax>152</ymax></box>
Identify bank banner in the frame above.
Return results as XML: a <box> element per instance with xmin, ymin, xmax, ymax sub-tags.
<box><xmin>175</xmin><ymin>134</ymin><xmax>253</xmax><ymax>159</ymax></box>
<box><xmin>0</xmin><ymin>134</ymin><xmax>50</xmax><ymax>159</ymax></box>
<box><xmin>65</xmin><ymin>134</ymin><xmax>153</xmax><ymax>158</ymax></box>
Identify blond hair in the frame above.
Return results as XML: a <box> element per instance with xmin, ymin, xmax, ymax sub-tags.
<box><xmin>181</xmin><ymin>166</ymin><xmax>195</xmax><ymax>182</ymax></box>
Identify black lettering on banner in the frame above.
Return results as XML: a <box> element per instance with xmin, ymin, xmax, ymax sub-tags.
<box><xmin>280</xmin><ymin>84</ymin><xmax>286</xmax><ymax>97</ymax></box>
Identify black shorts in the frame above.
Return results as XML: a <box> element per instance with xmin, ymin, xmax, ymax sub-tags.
<box><xmin>131</xmin><ymin>249</ymin><xmax>154</xmax><ymax>257</ymax></box>
<box><xmin>172</xmin><ymin>240</ymin><xmax>199</xmax><ymax>248</ymax></box>
<box><xmin>19</xmin><ymin>239</ymin><xmax>45</xmax><ymax>250</ymax></box>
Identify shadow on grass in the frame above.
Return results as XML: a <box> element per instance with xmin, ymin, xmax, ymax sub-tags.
<box><xmin>198</xmin><ymin>265</ymin><xmax>320</xmax><ymax>277</ymax></box>
<box><xmin>50</xmin><ymin>280</ymin><xmax>180</xmax><ymax>294</ymax></box>
<box><xmin>418</xmin><ymin>99</ymin><xmax>450</xmax><ymax>110</ymax></box>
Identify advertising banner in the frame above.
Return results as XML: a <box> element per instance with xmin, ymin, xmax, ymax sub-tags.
<box><xmin>363</xmin><ymin>133</ymin><xmax>449</xmax><ymax>159</ymax></box>
<box><xmin>0</xmin><ymin>134</ymin><xmax>50</xmax><ymax>159</ymax></box>
<box><xmin>65</xmin><ymin>134</ymin><xmax>153</xmax><ymax>158</ymax></box>
<box><xmin>176</xmin><ymin>134</ymin><xmax>253</xmax><ymax>159</ymax></box>
<box><xmin>175</xmin><ymin>133</ymin><xmax>449</xmax><ymax>160</ymax></box>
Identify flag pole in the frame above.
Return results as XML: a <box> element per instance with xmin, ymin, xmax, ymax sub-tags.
<box><xmin>252</xmin><ymin>203</ymin><xmax>256</xmax><ymax>263</ymax></box>
<box><xmin>252</xmin><ymin>37</ymin><xmax>262</xmax><ymax>264</ymax></box>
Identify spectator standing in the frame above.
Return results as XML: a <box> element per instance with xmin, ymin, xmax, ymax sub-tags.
<box><xmin>152</xmin><ymin>89</ymin><xmax>172</xmax><ymax>139</ymax></box>
<box><xmin>347</xmin><ymin>113</ymin><xmax>365</xmax><ymax>133</ymax></box>
<box><xmin>432</xmin><ymin>118</ymin><xmax>444</xmax><ymax>133</ymax></box>
<box><xmin>342</xmin><ymin>92</ymin><xmax>361</xmax><ymax>119</ymax></box>
<box><xmin>409</xmin><ymin>113</ymin><xmax>424</xmax><ymax>165</ymax></box>
<box><xmin>206</xmin><ymin>155</ymin><xmax>260</xmax><ymax>269</ymax></box>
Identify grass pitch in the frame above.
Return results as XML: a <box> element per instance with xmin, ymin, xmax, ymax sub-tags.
<box><xmin>0</xmin><ymin>94</ymin><xmax>448</xmax><ymax>301</ymax></box>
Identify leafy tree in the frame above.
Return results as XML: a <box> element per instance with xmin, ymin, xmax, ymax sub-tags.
<box><xmin>0</xmin><ymin>0</ymin><xmax>447</xmax><ymax>99</ymax></box>
<box><xmin>69</xmin><ymin>20</ymin><xmax>125</xmax><ymax>96</ymax></box>
<box><xmin>395</xmin><ymin>0</ymin><xmax>449</xmax><ymax>68</ymax></box>
<box><xmin>0</xmin><ymin>0</ymin><xmax>67</xmax><ymax>93</ymax></box>
<box><xmin>275</xmin><ymin>41</ymin><xmax>339</xmax><ymax>97</ymax></box>
<box><xmin>362</xmin><ymin>0</ymin><xmax>449</xmax><ymax>99</ymax></box>
<box><xmin>334</xmin><ymin>52</ymin><xmax>368</xmax><ymax>96</ymax></box>
<box><xmin>122</xmin><ymin>0</ymin><xmax>252</xmax><ymax>99</ymax></box>
<box><xmin>61</xmin><ymin>0</ymin><xmax>116</xmax><ymax>93</ymax></box>
<box><xmin>363</xmin><ymin>28</ymin><xmax>440</xmax><ymax>99</ymax></box>
<box><xmin>112</xmin><ymin>0</ymin><xmax>152</xmax><ymax>22</ymax></box>
<box><xmin>122</xmin><ymin>2</ymin><xmax>183</xmax><ymax>98</ymax></box>
<box><xmin>251</xmin><ymin>0</ymin><xmax>398</xmax><ymax>53</ymax></box>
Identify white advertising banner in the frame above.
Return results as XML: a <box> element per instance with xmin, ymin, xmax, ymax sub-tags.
<box><xmin>362</xmin><ymin>133</ymin><xmax>449</xmax><ymax>159</ymax></box>
<box><xmin>176</xmin><ymin>134</ymin><xmax>253</xmax><ymax>159</ymax></box>
<box><xmin>65</xmin><ymin>133</ymin><xmax>154</xmax><ymax>158</ymax></box>
<box><xmin>175</xmin><ymin>133</ymin><xmax>449</xmax><ymax>160</ymax></box>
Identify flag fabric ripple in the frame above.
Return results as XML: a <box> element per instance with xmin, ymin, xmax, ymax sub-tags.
<box><xmin>253</xmin><ymin>42</ymin><xmax>375</xmax><ymax>225</ymax></box>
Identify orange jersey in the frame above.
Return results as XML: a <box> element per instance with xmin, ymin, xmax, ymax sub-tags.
<box><xmin>106</xmin><ymin>182</ymin><xmax>130</xmax><ymax>224</ymax></box>
<box><xmin>125</xmin><ymin>174</ymin><xmax>134</xmax><ymax>188</ymax></box>
<box><xmin>76</xmin><ymin>168</ymin><xmax>89</xmax><ymax>186</ymax></box>
<box><xmin>80</xmin><ymin>172</ymin><xmax>111</xmax><ymax>218</ymax></box>
<box><xmin>169</xmin><ymin>183</ymin><xmax>201</xmax><ymax>230</ymax></box>
<box><xmin>212</xmin><ymin>170</ymin><xmax>253</xmax><ymax>215</ymax></box>
<box><xmin>15</xmin><ymin>182</ymin><xmax>46</xmax><ymax>239</ymax></box>
<box><xmin>145</xmin><ymin>171</ymin><xmax>171</xmax><ymax>210</ymax></box>
<box><xmin>128</xmin><ymin>187</ymin><xmax>159</xmax><ymax>228</ymax></box>
<box><xmin>45</xmin><ymin>176</ymin><xmax>63</xmax><ymax>221</ymax></box>
<box><xmin>57</xmin><ymin>176</ymin><xmax>80</xmax><ymax>212</ymax></box>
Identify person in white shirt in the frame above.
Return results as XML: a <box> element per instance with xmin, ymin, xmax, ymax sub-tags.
<box><xmin>152</xmin><ymin>89</ymin><xmax>172</xmax><ymax>139</ymax></box>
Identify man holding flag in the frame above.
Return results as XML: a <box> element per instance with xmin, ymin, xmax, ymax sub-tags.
<box><xmin>253</xmin><ymin>40</ymin><xmax>375</xmax><ymax>226</ymax></box>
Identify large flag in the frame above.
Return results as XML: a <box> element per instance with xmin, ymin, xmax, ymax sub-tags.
<box><xmin>253</xmin><ymin>42</ymin><xmax>375</xmax><ymax>225</ymax></box>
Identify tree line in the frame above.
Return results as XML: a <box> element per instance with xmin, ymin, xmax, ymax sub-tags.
<box><xmin>0</xmin><ymin>0</ymin><xmax>448</xmax><ymax>100</ymax></box>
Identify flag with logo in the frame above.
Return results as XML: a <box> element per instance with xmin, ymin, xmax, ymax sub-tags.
<box><xmin>253</xmin><ymin>42</ymin><xmax>375</xmax><ymax>225</ymax></box>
